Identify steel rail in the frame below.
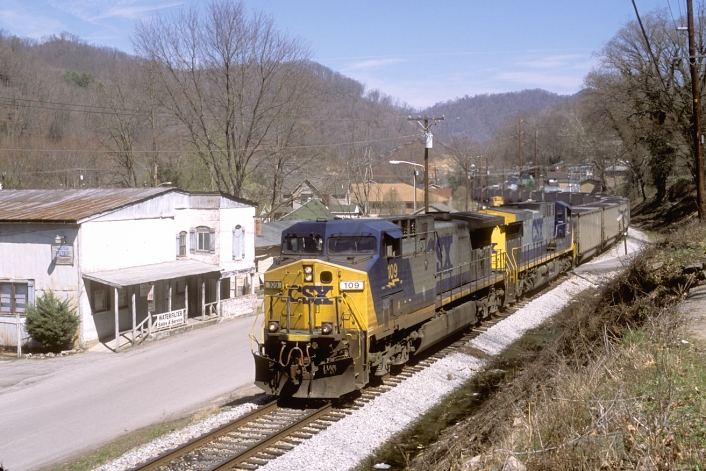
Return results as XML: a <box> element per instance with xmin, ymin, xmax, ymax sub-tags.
<box><xmin>130</xmin><ymin>399</ymin><xmax>280</xmax><ymax>471</ymax></box>
<box><xmin>209</xmin><ymin>402</ymin><xmax>333</xmax><ymax>470</ymax></box>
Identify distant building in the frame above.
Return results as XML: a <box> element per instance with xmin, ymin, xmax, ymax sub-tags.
<box><xmin>350</xmin><ymin>182</ymin><xmax>448</xmax><ymax>215</ymax></box>
<box><xmin>0</xmin><ymin>188</ymin><xmax>256</xmax><ymax>350</ymax></box>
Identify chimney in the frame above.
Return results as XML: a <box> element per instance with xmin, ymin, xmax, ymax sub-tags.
<box><xmin>255</xmin><ymin>218</ymin><xmax>262</xmax><ymax>236</ymax></box>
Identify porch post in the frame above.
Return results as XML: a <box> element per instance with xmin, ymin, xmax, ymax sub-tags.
<box><xmin>185</xmin><ymin>282</ymin><xmax>189</xmax><ymax>319</ymax></box>
<box><xmin>216</xmin><ymin>278</ymin><xmax>221</xmax><ymax>317</ymax></box>
<box><xmin>16</xmin><ymin>311</ymin><xmax>20</xmax><ymax>358</ymax></box>
<box><xmin>168</xmin><ymin>281</ymin><xmax>172</xmax><ymax>312</ymax></box>
<box><xmin>114</xmin><ymin>287</ymin><xmax>120</xmax><ymax>352</ymax></box>
<box><xmin>201</xmin><ymin>280</ymin><xmax>205</xmax><ymax>322</ymax></box>
<box><xmin>131</xmin><ymin>290</ymin><xmax>136</xmax><ymax>345</ymax></box>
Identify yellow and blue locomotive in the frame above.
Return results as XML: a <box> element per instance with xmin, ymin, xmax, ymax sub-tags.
<box><xmin>252</xmin><ymin>195</ymin><xmax>628</xmax><ymax>399</ymax></box>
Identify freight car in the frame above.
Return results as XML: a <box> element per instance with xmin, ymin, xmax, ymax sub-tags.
<box><xmin>252</xmin><ymin>194</ymin><xmax>629</xmax><ymax>399</ymax></box>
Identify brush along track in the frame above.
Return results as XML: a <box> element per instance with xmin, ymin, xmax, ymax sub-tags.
<box><xmin>129</xmin><ymin>274</ymin><xmax>569</xmax><ymax>471</ymax></box>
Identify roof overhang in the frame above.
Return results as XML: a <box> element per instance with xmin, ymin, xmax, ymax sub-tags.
<box><xmin>82</xmin><ymin>260</ymin><xmax>222</xmax><ymax>288</ymax></box>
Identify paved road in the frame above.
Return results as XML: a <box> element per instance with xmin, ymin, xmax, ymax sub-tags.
<box><xmin>0</xmin><ymin>315</ymin><xmax>261</xmax><ymax>471</ymax></box>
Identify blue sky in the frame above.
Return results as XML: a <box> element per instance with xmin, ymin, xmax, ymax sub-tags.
<box><xmin>1</xmin><ymin>1</ymin><xmax>678</xmax><ymax>109</ymax></box>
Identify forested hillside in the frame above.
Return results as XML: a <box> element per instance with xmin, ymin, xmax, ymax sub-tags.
<box><xmin>0</xmin><ymin>1</ymin><xmax>694</xmax><ymax>220</ymax></box>
<box><xmin>425</xmin><ymin>89</ymin><xmax>570</xmax><ymax>143</ymax></box>
<box><xmin>0</xmin><ymin>24</ymin><xmax>566</xmax><ymax>216</ymax></box>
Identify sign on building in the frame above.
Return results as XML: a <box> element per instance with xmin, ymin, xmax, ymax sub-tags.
<box><xmin>52</xmin><ymin>244</ymin><xmax>74</xmax><ymax>265</ymax></box>
<box><xmin>153</xmin><ymin>309</ymin><xmax>186</xmax><ymax>331</ymax></box>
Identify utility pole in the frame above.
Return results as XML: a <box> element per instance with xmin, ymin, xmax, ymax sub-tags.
<box><xmin>688</xmin><ymin>0</ymin><xmax>706</xmax><ymax>219</ymax></box>
<box><xmin>408</xmin><ymin>115</ymin><xmax>445</xmax><ymax>212</ymax></box>
<box><xmin>478</xmin><ymin>155</ymin><xmax>483</xmax><ymax>207</ymax></box>
<box><xmin>465</xmin><ymin>153</ymin><xmax>470</xmax><ymax>211</ymax></box>
<box><xmin>534</xmin><ymin>129</ymin><xmax>539</xmax><ymax>190</ymax></box>
<box><xmin>518</xmin><ymin>111</ymin><xmax>523</xmax><ymax>189</ymax></box>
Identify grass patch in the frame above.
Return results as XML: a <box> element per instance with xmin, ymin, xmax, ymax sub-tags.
<box><xmin>48</xmin><ymin>405</ymin><xmax>226</xmax><ymax>471</ymax></box>
<box><xmin>48</xmin><ymin>417</ymin><xmax>194</xmax><ymax>471</ymax></box>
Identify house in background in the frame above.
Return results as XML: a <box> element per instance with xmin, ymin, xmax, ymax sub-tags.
<box><xmin>580</xmin><ymin>177</ymin><xmax>603</xmax><ymax>194</ymax></box>
<box><xmin>279</xmin><ymin>199</ymin><xmax>333</xmax><ymax>221</ymax></box>
<box><xmin>350</xmin><ymin>182</ymin><xmax>447</xmax><ymax>215</ymax></box>
<box><xmin>0</xmin><ymin>188</ymin><xmax>256</xmax><ymax>351</ymax></box>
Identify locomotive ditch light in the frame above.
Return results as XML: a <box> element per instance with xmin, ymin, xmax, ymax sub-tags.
<box><xmin>303</xmin><ymin>265</ymin><xmax>313</xmax><ymax>282</ymax></box>
<box><xmin>267</xmin><ymin>320</ymin><xmax>280</xmax><ymax>333</ymax></box>
<box><xmin>321</xmin><ymin>322</ymin><xmax>333</xmax><ymax>335</ymax></box>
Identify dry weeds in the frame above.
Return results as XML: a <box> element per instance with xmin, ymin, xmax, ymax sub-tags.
<box><xmin>409</xmin><ymin>222</ymin><xmax>706</xmax><ymax>471</ymax></box>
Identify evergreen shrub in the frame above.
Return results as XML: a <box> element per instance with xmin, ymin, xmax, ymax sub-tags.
<box><xmin>25</xmin><ymin>291</ymin><xmax>79</xmax><ymax>352</ymax></box>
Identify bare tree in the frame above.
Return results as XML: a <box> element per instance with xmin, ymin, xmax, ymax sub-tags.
<box><xmin>133</xmin><ymin>0</ymin><xmax>312</xmax><ymax>198</ymax></box>
<box><xmin>584</xmin><ymin>6</ymin><xmax>706</xmax><ymax>201</ymax></box>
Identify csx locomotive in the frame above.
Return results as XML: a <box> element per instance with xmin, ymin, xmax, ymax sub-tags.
<box><xmin>252</xmin><ymin>193</ymin><xmax>629</xmax><ymax>398</ymax></box>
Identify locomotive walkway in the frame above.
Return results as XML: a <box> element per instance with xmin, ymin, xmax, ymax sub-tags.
<box><xmin>0</xmin><ymin>314</ymin><xmax>261</xmax><ymax>471</ymax></box>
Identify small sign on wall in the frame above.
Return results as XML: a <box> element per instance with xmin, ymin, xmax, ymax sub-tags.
<box><xmin>52</xmin><ymin>244</ymin><xmax>74</xmax><ymax>265</ymax></box>
<box><xmin>140</xmin><ymin>283</ymin><xmax>153</xmax><ymax>297</ymax></box>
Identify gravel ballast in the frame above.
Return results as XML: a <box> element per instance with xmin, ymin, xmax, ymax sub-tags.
<box><xmin>95</xmin><ymin>229</ymin><xmax>647</xmax><ymax>471</ymax></box>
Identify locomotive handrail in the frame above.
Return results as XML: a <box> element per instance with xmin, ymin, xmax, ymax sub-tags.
<box><xmin>341</xmin><ymin>294</ymin><xmax>365</xmax><ymax>335</ymax></box>
<box><xmin>345</xmin><ymin>332</ymin><xmax>363</xmax><ymax>361</ymax></box>
<box><xmin>554</xmin><ymin>222</ymin><xmax>568</xmax><ymax>238</ymax></box>
<box><xmin>250</xmin><ymin>301</ymin><xmax>265</xmax><ymax>351</ymax></box>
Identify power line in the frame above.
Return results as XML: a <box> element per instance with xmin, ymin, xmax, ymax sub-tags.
<box><xmin>0</xmin><ymin>134</ymin><xmax>420</xmax><ymax>155</ymax></box>
<box><xmin>0</xmin><ymin>95</ymin><xmax>411</xmax><ymax>123</ymax></box>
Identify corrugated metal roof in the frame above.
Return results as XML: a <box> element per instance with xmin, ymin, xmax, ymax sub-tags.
<box><xmin>82</xmin><ymin>259</ymin><xmax>222</xmax><ymax>288</ymax></box>
<box><xmin>256</xmin><ymin>220</ymin><xmax>299</xmax><ymax>249</ymax></box>
<box><xmin>0</xmin><ymin>188</ymin><xmax>174</xmax><ymax>222</ymax></box>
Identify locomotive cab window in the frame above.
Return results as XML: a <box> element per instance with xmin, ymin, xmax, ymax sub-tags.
<box><xmin>328</xmin><ymin>236</ymin><xmax>377</xmax><ymax>255</ymax></box>
<box><xmin>282</xmin><ymin>235</ymin><xmax>323</xmax><ymax>255</ymax></box>
<box><xmin>383</xmin><ymin>234</ymin><xmax>400</xmax><ymax>258</ymax></box>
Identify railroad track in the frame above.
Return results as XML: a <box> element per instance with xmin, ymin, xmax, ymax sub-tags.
<box><xmin>131</xmin><ymin>400</ymin><xmax>343</xmax><ymax>471</ymax></box>
<box><xmin>130</xmin><ymin>273</ymin><xmax>571</xmax><ymax>471</ymax></box>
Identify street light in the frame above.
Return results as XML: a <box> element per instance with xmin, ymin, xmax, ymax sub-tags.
<box><xmin>389</xmin><ymin>160</ymin><xmax>424</xmax><ymax>212</ymax></box>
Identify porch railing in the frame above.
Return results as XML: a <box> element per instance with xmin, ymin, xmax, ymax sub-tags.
<box><xmin>131</xmin><ymin>308</ymin><xmax>188</xmax><ymax>345</ymax></box>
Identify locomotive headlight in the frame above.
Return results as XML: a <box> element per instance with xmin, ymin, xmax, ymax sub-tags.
<box><xmin>321</xmin><ymin>322</ymin><xmax>333</xmax><ymax>335</ymax></box>
<box><xmin>267</xmin><ymin>320</ymin><xmax>280</xmax><ymax>333</ymax></box>
<box><xmin>303</xmin><ymin>265</ymin><xmax>313</xmax><ymax>282</ymax></box>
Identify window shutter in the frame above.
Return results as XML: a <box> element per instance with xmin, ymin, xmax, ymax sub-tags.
<box><xmin>239</xmin><ymin>227</ymin><xmax>246</xmax><ymax>260</ymax></box>
<box><xmin>27</xmin><ymin>280</ymin><xmax>34</xmax><ymax>306</ymax></box>
<box><xmin>209</xmin><ymin>227</ymin><xmax>216</xmax><ymax>254</ymax></box>
<box><xmin>189</xmin><ymin>228</ymin><xmax>196</xmax><ymax>253</ymax></box>
<box><xmin>233</xmin><ymin>225</ymin><xmax>243</xmax><ymax>260</ymax></box>
<box><xmin>175</xmin><ymin>233</ymin><xmax>180</xmax><ymax>259</ymax></box>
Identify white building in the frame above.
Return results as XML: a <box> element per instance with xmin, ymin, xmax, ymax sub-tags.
<box><xmin>0</xmin><ymin>188</ymin><xmax>257</xmax><ymax>350</ymax></box>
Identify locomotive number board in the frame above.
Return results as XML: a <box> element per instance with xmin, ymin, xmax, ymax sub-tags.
<box><xmin>340</xmin><ymin>281</ymin><xmax>365</xmax><ymax>291</ymax></box>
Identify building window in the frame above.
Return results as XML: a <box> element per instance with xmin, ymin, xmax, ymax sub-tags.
<box><xmin>0</xmin><ymin>281</ymin><xmax>33</xmax><ymax>315</ymax></box>
<box><xmin>194</xmin><ymin>226</ymin><xmax>215</xmax><ymax>254</ymax></box>
<box><xmin>94</xmin><ymin>288</ymin><xmax>107</xmax><ymax>312</ymax></box>
<box><xmin>198</xmin><ymin>230</ymin><xmax>210</xmax><ymax>252</ymax></box>
<box><xmin>117</xmin><ymin>287</ymin><xmax>128</xmax><ymax>308</ymax></box>
<box><xmin>190</xmin><ymin>226</ymin><xmax>215</xmax><ymax>254</ymax></box>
